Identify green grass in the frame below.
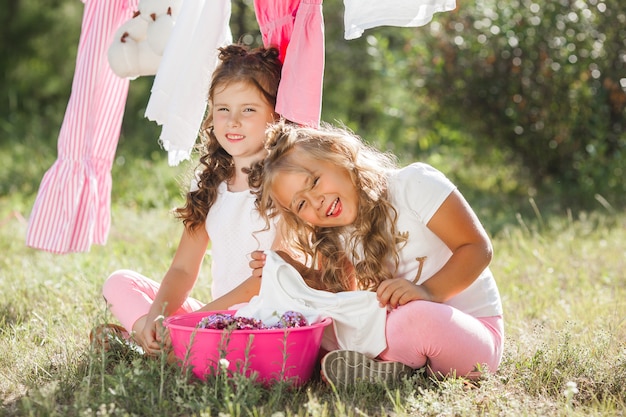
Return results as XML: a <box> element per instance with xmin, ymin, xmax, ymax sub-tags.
<box><xmin>1</xmin><ymin>149</ymin><xmax>625</xmax><ymax>416</ymax></box>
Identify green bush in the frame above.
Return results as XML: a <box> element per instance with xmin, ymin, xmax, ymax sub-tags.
<box><xmin>401</xmin><ymin>0</ymin><xmax>625</xmax><ymax>203</ymax></box>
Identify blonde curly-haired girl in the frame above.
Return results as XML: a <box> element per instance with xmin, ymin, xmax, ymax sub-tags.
<box><xmin>248</xmin><ymin>121</ymin><xmax>504</xmax><ymax>386</ymax></box>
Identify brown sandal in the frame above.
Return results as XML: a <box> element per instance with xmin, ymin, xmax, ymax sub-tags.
<box><xmin>89</xmin><ymin>323</ymin><xmax>129</xmax><ymax>352</ymax></box>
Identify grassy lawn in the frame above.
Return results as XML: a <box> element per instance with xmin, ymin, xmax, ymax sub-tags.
<box><xmin>0</xmin><ymin>150</ymin><xmax>625</xmax><ymax>416</ymax></box>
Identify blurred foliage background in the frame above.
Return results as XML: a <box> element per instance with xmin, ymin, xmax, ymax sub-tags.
<box><xmin>1</xmin><ymin>0</ymin><xmax>624</xmax><ymax>225</ymax></box>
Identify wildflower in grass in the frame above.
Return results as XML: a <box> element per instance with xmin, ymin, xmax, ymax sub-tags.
<box><xmin>305</xmin><ymin>395</ymin><xmax>324</xmax><ymax>416</ymax></box>
<box><xmin>563</xmin><ymin>381</ymin><xmax>579</xmax><ymax>407</ymax></box>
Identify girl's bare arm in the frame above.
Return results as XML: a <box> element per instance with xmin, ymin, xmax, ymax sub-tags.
<box><xmin>377</xmin><ymin>190</ymin><xmax>492</xmax><ymax>307</ymax></box>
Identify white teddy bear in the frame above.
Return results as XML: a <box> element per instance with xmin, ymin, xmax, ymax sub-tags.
<box><xmin>108</xmin><ymin>0</ymin><xmax>182</xmax><ymax>79</ymax></box>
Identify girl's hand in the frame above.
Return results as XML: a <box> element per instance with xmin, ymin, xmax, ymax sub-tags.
<box><xmin>376</xmin><ymin>278</ymin><xmax>433</xmax><ymax>309</ymax></box>
<box><xmin>249</xmin><ymin>250</ymin><xmax>267</xmax><ymax>278</ymax></box>
<box><xmin>133</xmin><ymin>315</ymin><xmax>167</xmax><ymax>356</ymax></box>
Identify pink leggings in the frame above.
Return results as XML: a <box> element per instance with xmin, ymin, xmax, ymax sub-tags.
<box><xmin>379</xmin><ymin>300</ymin><xmax>504</xmax><ymax>378</ymax></box>
<box><xmin>101</xmin><ymin>269</ymin><xmax>205</xmax><ymax>332</ymax></box>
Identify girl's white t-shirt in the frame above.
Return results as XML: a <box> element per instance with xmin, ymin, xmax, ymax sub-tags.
<box><xmin>384</xmin><ymin>163</ymin><xmax>503</xmax><ymax>318</ymax></box>
<box><xmin>204</xmin><ymin>182</ymin><xmax>276</xmax><ymax>299</ymax></box>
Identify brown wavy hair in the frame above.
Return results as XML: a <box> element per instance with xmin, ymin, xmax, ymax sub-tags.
<box><xmin>248</xmin><ymin>121</ymin><xmax>407</xmax><ymax>292</ymax></box>
<box><xmin>175</xmin><ymin>44</ymin><xmax>282</xmax><ymax>231</ymax></box>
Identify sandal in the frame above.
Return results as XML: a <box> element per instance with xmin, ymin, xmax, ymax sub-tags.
<box><xmin>89</xmin><ymin>323</ymin><xmax>131</xmax><ymax>352</ymax></box>
<box><xmin>320</xmin><ymin>350</ymin><xmax>413</xmax><ymax>388</ymax></box>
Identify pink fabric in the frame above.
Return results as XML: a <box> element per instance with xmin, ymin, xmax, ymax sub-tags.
<box><xmin>379</xmin><ymin>301</ymin><xmax>504</xmax><ymax>378</ymax></box>
<box><xmin>254</xmin><ymin>0</ymin><xmax>299</xmax><ymax>64</ymax></box>
<box><xmin>254</xmin><ymin>0</ymin><xmax>324</xmax><ymax>127</ymax></box>
<box><xmin>26</xmin><ymin>0</ymin><xmax>137</xmax><ymax>253</ymax></box>
<box><xmin>102</xmin><ymin>269</ymin><xmax>204</xmax><ymax>332</ymax></box>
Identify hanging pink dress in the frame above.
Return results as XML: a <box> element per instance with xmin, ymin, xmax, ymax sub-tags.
<box><xmin>254</xmin><ymin>0</ymin><xmax>324</xmax><ymax>128</ymax></box>
<box><xmin>26</xmin><ymin>0</ymin><xmax>138</xmax><ymax>253</ymax></box>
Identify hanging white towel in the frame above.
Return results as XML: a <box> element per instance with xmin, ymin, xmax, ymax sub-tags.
<box><xmin>343</xmin><ymin>0</ymin><xmax>457</xmax><ymax>40</ymax></box>
<box><xmin>145</xmin><ymin>0</ymin><xmax>232</xmax><ymax>166</ymax></box>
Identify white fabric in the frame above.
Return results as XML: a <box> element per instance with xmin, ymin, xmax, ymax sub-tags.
<box><xmin>204</xmin><ymin>182</ymin><xmax>276</xmax><ymax>299</ymax></box>
<box><xmin>145</xmin><ymin>0</ymin><xmax>232</xmax><ymax>166</ymax></box>
<box><xmin>236</xmin><ymin>251</ymin><xmax>388</xmax><ymax>358</ymax></box>
<box><xmin>342</xmin><ymin>0</ymin><xmax>457</xmax><ymax>40</ymax></box>
<box><xmin>384</xmin><ymin>163</ymin><xmax>503</xmax><ymax>317</ymax></box>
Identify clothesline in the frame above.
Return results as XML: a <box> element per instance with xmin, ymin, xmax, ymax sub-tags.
<box><xmin>26</xmin><ymin>0</ymin><xmax>457</xmax><ymax>254</ymax></box>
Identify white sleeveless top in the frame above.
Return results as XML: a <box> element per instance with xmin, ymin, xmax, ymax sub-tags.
<box><xmin>205</xmin><ymin>182</ymin><xmax>276</xmax><ymax>299</ymax></box>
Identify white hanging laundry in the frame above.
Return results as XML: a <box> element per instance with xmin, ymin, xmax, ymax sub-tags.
<box><xmin>145</xmin><ymin>0</ymin><xmax>233</xmax><ymax>166</ymax></box>
<box><xmin>107</xmin><ymin>0</ymin><xmax>183</xmax><ymax>79</ymax></box>
<box><xmin>343</xmin><ymin>0</ymin><xmax>457</xmax><ymax>40</ymax></box>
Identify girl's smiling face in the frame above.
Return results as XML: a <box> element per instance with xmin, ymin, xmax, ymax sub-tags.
<box><xmin>211</xmin><ymin>81</ymin><xmax>275</xmax><ymax>167</ymax></box>
<box><xmin>270</xmin><ymin>155</ymin><xmax>359</xmax><ymax>227</ymax></box>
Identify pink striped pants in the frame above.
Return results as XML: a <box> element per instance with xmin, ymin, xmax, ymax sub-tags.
<box><xmin>26</xmin><ymin>0</ymin><xmax>137</xmax><ymax>253</ymax></box>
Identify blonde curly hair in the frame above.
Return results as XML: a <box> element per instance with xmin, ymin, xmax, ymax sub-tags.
<box><xmin>248</xmin><ymin>121</ymin><xmax>407</xmax><ymax>292</ymax></box>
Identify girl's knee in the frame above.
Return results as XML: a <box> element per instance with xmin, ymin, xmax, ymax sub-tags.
<box><xmin>102</xmin><ymin>269</ymin><xmax>136</xmax><ymax>300</ymax></box>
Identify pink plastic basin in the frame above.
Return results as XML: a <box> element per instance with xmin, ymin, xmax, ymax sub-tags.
<box><xmin>164</xmin><ymin>310</ymin><xmax>331</xmax><ymax>386</ymax></box>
